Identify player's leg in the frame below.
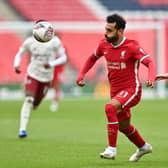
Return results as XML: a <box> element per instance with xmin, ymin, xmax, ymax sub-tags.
<box><xmin>50</xmin><ymin>66</ymin><xmax>64</xmax><ymax>112</ymax></box>
<box><xmin>117</xmin><ymin>85</ymin><xmax>152</xmax><ymax>162</ymax></box>
<box><xmin>19</xmin><ymin>96</ymin><xmax>34</xmax><ymax>138</ymax></box>
<box><xmin>124</xmin><ymin>87</ymin><xmax>152</xmax><ymax>162</ymax></box>
<box><xmin>118</xmin><ymin>87</ymin><xmax>152</xmax><ymax>161</ymax></box>
<box><xmin>33</xmin><ymin>81</ymin><xmax>50</xmax><ymax>109</ymax></box>
<box><xmin>119</xmin><ymin>117</ymin><xmax>152</xmax><ymax>162</ymax></box>
<box><xmin>19</xmin><ymin>76</ymin><xmax>37</xmax><ymax>138</ymax></box>
<box><xmin>100</xmin><ymin>99</ymin><xmax>122</xmax><ymax>159</ymax></box>
<box><xmin>119</xmin><ymin>117</ymin><xmax>146</xmax><ymax>147</ymax></box>
<box><xmin>50</xmin><ymin>82</ymin><xmax>60</xmax><ymax>112</ymax></box>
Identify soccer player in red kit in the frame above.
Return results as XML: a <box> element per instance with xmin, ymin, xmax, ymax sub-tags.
<box><xmin>49</xmin><ymin>31</ymin><xmax>67</xmax><ymax>112</ymax></box>
<box><xmin>76</xmin><ymin>14</ymin><xmax>156</xmax><ymax>162</ymax></box>
<box><xmin>50</xmin><ymin>64</ymin><xmax>65</xmax><ymax>112</ymax></box>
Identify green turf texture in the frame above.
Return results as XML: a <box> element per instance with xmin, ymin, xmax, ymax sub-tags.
<box><xmin>0</xmin><ymin>98</ymin><xmax>167</xmax><ymax>168</ymax></box>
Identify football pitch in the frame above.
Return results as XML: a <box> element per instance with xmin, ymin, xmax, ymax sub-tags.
<box><xmin>0</xmin><ymin>98</ymin><xmax>168</xmax><ymax>168</ymax></box>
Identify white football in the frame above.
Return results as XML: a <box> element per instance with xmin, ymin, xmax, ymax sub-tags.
<box><xmin>33</xmin><ymin>21</ymin><xmax>54</xmax><ymax>42</ymax></box>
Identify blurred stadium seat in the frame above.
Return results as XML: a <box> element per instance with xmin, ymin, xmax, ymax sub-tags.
<box><xmin>97</xmin><ymin>0</ymin><xmax>168</xmax><ymax>10</ymax></box>
<box><xmin>7</xmin><ymin>0</ymin><xmax>99</xmax><ymax>21</ymax></box>
<box><xmin>0</xmin><ymin>32</ymin><xmax>27</xmax><ymax>84</ymax></box>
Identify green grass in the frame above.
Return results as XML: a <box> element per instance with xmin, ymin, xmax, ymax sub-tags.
<box><xmin>0</xmin><ymin>98</ymin><xmax>168</xmax><ymax>168</ymax></box>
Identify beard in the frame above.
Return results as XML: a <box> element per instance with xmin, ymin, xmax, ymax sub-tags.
<box><xmin>105</xmin><ymin>34</ymin><xmax>119</xmax><ymax>43</ymax></box>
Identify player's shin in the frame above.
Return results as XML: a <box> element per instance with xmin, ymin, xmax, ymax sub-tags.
<box><xmin>19</xmin><ymin>96</ymin><xmax>34</xmax><ymax>132</ymax></box>
<box><xmin>105</xmin><ymin>104</ymin><xmax>119</xmax><ymax>147</ymax></box>
<box><xmin>120</xmin><ymin>125</ymin><xmax>145</xmax><ymax>148</ymax></box>
<box><xmin>54</xmin><ymin>87</ymin><xmax>60</xmax><ymax>102</ymax></box>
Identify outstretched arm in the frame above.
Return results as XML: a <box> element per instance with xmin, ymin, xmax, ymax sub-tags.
<box><xmin>155</xmin><ymin>73</ymin><xmax>168</xmax><ymax>80</ymax></box>
<box><xmin>76</xmin><ymin>53</ymin><xmax>100</xmax><ymax>87</ymax></box>
<box><xmin>44</xmin><ymin>51</ymin><xmax>67</xmax><ymax>69</ymax></box>
<box><xmin>14</xmin><ymin>47</ymin><xmax>26</xmax><ymax>73</ymax></box>
<box><xmin>44</xmin><ymin>43</ymin><xmax>67</xmax><ymax>69</ymax></box>
<box><xmin>141</xmin><ymin>56</ymin><xmax>156</xmax><ymax>88</ymax></box>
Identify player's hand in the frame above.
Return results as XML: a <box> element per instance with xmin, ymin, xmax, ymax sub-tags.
<box><xmin>15</xmin><ymin>66</ymin><xmax>21</xmax><ymax>74</ymax></box>
<box><xmin>155</xmin><ymin>74</ymin><xmax>168</xmax><ymax>81</ymax></box>
<box><xmin>76</xmin><ymin>75</ymin><xmax>86</xmax><ymax>87</ymax></box>
<box><xmin>145</xmin><ymin>80</ymin><xmax>154</xmax><ymax>88</ymax></box>
<box><xmin>43</xmin><ymin>63</ymin><xmax>51</xmax><ymax>69</ymax></box>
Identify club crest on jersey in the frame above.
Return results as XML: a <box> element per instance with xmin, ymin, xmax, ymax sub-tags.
<box><xmin>120</xmin><ymin>50</ymin><xmax>126</xmax><ymax>59</ymax></box>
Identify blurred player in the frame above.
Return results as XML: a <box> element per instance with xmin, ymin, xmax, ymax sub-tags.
<box><xmin>50</xmin><ymin>62</ymin><xmax>66</xmax><ymax>112</ymax></box>
<box><xmin>156</xmin><ymin>73</ymin><xmax>168</xmax><ymax>80</ymax></box>
<box><xmin>76</xmin><ymin>14</ymin><xmax>156</xmax><ymax>161</ymax></box>
<box><xmin>50</xmin><ymin>32</ymin><xmax>67</xmax><ymax>112</ymax></box>
<box><xmin>14</xmin><ymin>20</ymin><xmax>67</xmax><ymax>138</ymax></box>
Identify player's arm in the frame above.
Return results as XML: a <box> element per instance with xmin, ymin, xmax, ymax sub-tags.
<box><xmin>155</xmin><ymin>73</ymin><xmax>168</xmax><ymax>80</ymax></box>
<box><xmin>14</xmin><ymin>43</ymin><xmax>28</xmax><ymax>74</ymax></box>
<box><xmin>44</xmin><ymin>49</ymin><xmax>67</xmax><ymax>69</ymax></box>
<box><xmin>44</xmin><ymin>39</ymin><xmax>67</xmax><ymax>69</ymax></box>
<box><xmin>132</xmin><ymin>41</ymin><xmax>156</xmax><ymax>88</ymax></box>
<box><xmin>76</xmin><ymin>40</ymin><xmax>103</xmax><ymax>87</ymax></box>
<box><xmin>141</xmin><ymin>55</ymin><xmax>156</xmax><ymax>88</ymax></box>
<box><xmin>76</xmin><ymin>53</ymin><xmax>101</xmax><ymax>87</ymax></box>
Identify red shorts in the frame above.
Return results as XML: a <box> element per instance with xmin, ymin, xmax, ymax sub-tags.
<box><xmin>51</xmin><ymin>65</ymin><xmax>64</xmax><ymax>86</ymax></box>
<box><xmin>24</xmin><ymin>76</ymin><xmax>50</xmax><ymax>106</ymax></box>
<box><xmin>110</xmin><ymin>87</ymin><xmax>142</xmax><ymax>121</ymax></box>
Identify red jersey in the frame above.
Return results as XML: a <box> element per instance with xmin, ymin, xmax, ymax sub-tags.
<box><xmin>95</xmin><ymin>37</ymin><xmax>149</xmax><ymax>91</ymax></box>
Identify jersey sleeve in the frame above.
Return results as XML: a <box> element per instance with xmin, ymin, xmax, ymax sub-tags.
<box><xmin>53</xmin><ymin>37</ymin><xmax>65</xmax><ymax>55</ymax></box>
<box><xmin>131</xmin><ymin>41</ymin><xmax>149</xmax><ymax>61</ymax></box>
<box><xmin>13</xmin><ymin>38</ymin><xmax>31</xmax><ymax>67</ymax></box>
<box><xmin>21</xmin><ymin>37</ymin><xmax>32</xmax><ymax>52</ymax></box>
<box><xmin>132</xmin><ymin>41</ymin><xmax>156</xmax><ymax>82</ymax></box>
<box><xmin>48</xmin><ymin>37</ymin><xmax>67</xmax><ymax>67</ymax></box>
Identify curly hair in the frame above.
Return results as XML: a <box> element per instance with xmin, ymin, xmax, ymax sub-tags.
<box><xmin>106</xmin><ymin>14</ymin><xmax>126</xmax><ymax>30</ymax></box>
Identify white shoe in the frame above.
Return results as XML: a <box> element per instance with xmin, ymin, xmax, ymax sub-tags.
<box><xmin>129</xmin><ymin>143</ymin><xmax>152</xmax><ymax>162</ymax></box>
<box><xmin>50</xmin><ymin>102</ymin><xmax>59</xmax><ymax>112</ymax></box>
<box><xmin>100</xmin><ymin>146</ymin><xmax>116</xmax><ymax>159</ymax></box>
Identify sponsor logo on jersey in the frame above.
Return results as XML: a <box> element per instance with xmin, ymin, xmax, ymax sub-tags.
<box><xmin>107</xmin><ymin>62</ymin><xmax>126</xmax><ymax>70</ymax></box>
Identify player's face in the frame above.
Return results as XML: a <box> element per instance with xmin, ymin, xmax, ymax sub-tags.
<box><xmin>105</xmin><ymin>23</ymin><xmax>121</xmax><ymax>43</ymax></box>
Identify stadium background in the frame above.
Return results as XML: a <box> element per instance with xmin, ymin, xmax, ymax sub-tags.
<box><xmin>0</xmin><ymin>0</ymin><xmax>168</xmax><ymax>99</ymax></box>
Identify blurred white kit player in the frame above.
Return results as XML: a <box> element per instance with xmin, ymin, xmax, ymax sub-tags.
<box><xmin>14</xmin><ymin>24</ymin><xmax>67</xmax><ymax>138</ymax></box>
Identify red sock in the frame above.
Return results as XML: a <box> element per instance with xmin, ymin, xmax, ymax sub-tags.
<box><xmin>107</xmin><ymin>123</ymin><xmax>119</xmax><ymax>147</ymax></box>
<box><xmin>120</xmin><ymin>125</ymin><xmax>145</xmax><ymax>148</ymax></box>
<box><xmin>105</xmin><ymin>104</ymin><xmax>119</xmax><ymax>147</ymax></box>
<box><xmin>54</xmin><ymin>88</ymin><xmax>60</xmax><ymax>102</ymax></box>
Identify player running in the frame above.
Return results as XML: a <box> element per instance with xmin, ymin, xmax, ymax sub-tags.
<box><xmin>49</xmin><ymin>31</ymin><xmax>68</xmax><ymax>112</ymax></box>
<box><xmin>76</xmin><ymin>14</ymin><xmax>156</xmax><ymax>162</ymax></box>
<box><xmin>49</xmin><ymin>63</ymin><xmax>66</xmax><ymax>112</ymax></box>
<box><xmin>14</xmin><ymin>20</ymin><xmax>67</xmax><ymax>138</ymax></box>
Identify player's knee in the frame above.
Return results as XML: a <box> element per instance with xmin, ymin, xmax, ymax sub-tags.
<box><xmin>105</xmin><ymin>104</ymin><xmax>118</xmax><ymax>122</ymax></box>
<box><xmin>119</xmin><ymin>125</ymin><xmax>135</xmax><ymax>136</ymax></box>
<box><xmin>25</xmin><ymin>96</ymin><xmax>34</xmax><ymax>104</ymax></box>
<box><xmin>32</xmin><ymin>98</ymin><xmax>42</xmax><ymax>109</ymax></box>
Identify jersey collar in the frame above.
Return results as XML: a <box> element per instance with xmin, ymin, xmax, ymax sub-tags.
<box><xmin>111</xmin><ymin>36</ymin><xmax>126</xmax><ymax>48</ymax></box>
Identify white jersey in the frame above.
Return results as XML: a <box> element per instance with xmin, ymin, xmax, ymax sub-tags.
<box><xmin>14</xmin><ymin>36</ymin><xmax>67</xmax><ymax>82</ymax></box>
